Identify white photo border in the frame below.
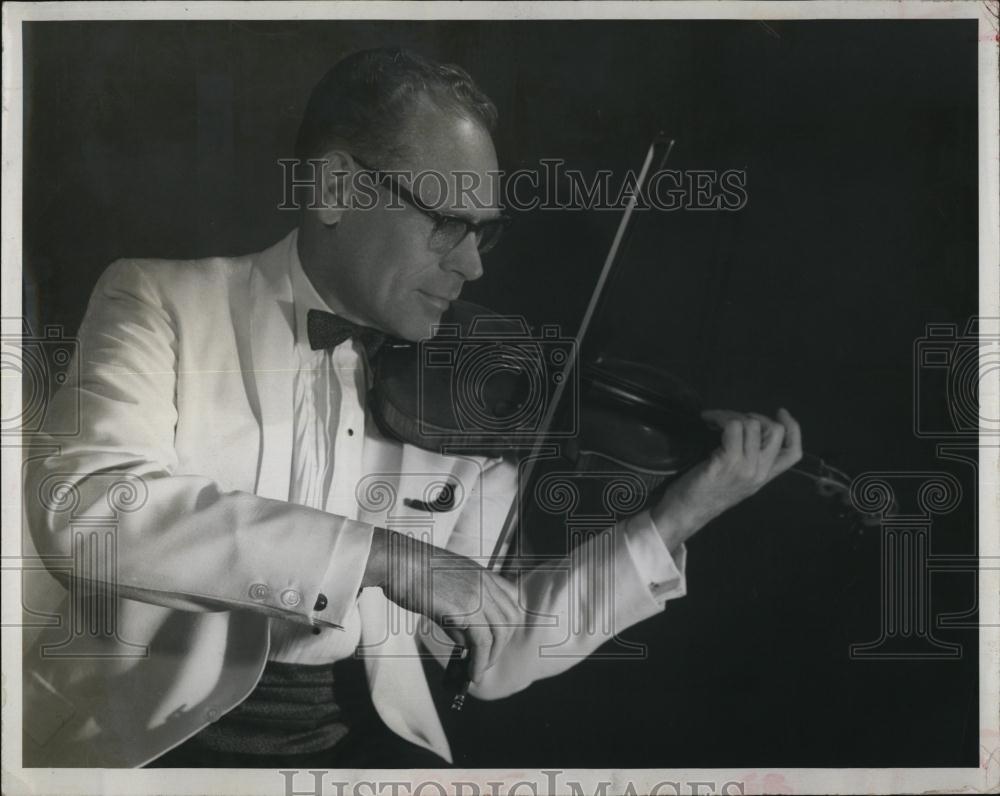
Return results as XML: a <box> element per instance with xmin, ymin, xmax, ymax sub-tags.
<box><xmin>2</xmin><ymin>2</ymin><xmax>997</xmax><ymax>794</ymax></box>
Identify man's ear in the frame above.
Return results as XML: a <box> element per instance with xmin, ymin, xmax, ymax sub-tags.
<box><xmin>315</xmin><ymin>150</ymin><xmax>354</xmax><ymax>227</ymax></box>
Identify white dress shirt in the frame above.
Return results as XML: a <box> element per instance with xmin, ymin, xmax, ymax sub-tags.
<box><xmin>269</xmin><ymin>248</ymin><xmax>687</xmax><ymax>664</ymax></box>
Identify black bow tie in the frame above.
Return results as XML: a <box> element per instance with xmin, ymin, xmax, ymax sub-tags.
<box><xmin>307</xmin><ymin>309</ymin><xmax>387</xmax><ymax>361</ymax></box>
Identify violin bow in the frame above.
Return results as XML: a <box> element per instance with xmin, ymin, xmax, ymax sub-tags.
<box><xmin>446</xmin><ymin>136</ymin><xmax>676</xmax><ymax>709</ymax></box>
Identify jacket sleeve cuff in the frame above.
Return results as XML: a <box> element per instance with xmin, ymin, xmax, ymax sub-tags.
<box><xmin>622</xmin><ymin>509</ymin><xmax>688</xmax><ymax>605</ymax></box>
<box><xmin>310</xmin><ymin>518</ymin><xmax>375</xmax><ymax>628</ymax></box>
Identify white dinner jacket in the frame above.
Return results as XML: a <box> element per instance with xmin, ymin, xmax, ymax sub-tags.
<box><xmin>22</xmin><ymin>230</ymin><xmax>683</xmax><ymax>768</ymax></box>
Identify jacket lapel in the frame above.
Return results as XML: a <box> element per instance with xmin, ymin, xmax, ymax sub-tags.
<box><xmin>245</xmin><ymin>238</ymin><xmax>456</xmax><ymax>760</ymax></box>
<box><xmin>356</xmin><ymin>438</ymin><xmax>463</xmax><ymax>762</ymax></box>
<box><xmin>358</xmin><ymin>588</ymin><xmax>453</xmax><ymax>761</ymax></box>
<box><xmin>248</xmin><ymin>230</ymin><xmax>298</xmax><ymax>501</ymax></box>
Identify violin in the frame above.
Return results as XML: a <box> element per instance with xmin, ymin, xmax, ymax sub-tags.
<box><xmin>366</xmin><ymin>136</ymin><xmax>881</xmax><ymax>709</ymax></box>
<box><xmin>370</xmin><ymin>308</ymin><xmax>874</xmax><ymax>525</ymax></box>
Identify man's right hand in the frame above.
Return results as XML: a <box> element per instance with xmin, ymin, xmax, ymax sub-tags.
<box><xmin>362</xmin><ymin>528</ymin><xmax>522</xmax><ymax>682</ymax></box>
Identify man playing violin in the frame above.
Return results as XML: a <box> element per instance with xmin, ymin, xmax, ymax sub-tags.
<box><xmin>23</xmin><ymin>47</ymin><xmax>802</xmax><ymax>769</ymax></box>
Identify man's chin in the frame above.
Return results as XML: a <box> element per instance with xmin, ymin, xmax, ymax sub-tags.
<box><xmin>391</xmin><ymin>305</ymin><xmax>446</xmax><ymax>342</ymax></box>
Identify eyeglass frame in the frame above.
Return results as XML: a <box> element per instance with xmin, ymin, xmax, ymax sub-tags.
<box><xmin>351</xmin><ymin>155</ymin><xmax>511</xmax><ymax>254</ymax></box>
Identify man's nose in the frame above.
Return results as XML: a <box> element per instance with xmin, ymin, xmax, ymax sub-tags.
<box><xmin>443</xmin><ymin>233</ymin><xmax>484</xmax><ymax>282</ymax></box>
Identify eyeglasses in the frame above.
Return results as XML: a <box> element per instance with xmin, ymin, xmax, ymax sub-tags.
<box><xmin>352</xmin><ymin>156</ymin><xmax>510</xmax><ymax>254</ymax></box>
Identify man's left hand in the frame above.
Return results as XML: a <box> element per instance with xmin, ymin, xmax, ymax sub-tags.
<box><xmin>649</xmin><ymin>407</ymin><xmax>804</xmax><ymax>553</ymax></box>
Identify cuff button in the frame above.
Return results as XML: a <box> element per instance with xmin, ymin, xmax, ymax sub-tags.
<box><xmin>313</xmin><ymin>593</ymin><xmax>328</xmax><ymax>611</ymax></box>
<box><xmin>280</xmin><ymin>589</ymin><xmax>302</xmax><ymax>608</ymax></box>
<box><xmin>248</xmin><ymin>583</ymin><xmax>270</xmax><ymax>601</ymax></box>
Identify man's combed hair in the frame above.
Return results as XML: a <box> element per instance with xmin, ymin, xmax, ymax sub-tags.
<box><xmin>294</xmin><ymin>48</ymin><xmax>498</xmax><ymax>168</ymax></box>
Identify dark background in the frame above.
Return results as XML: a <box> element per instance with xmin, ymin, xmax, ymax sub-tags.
<box><xmin>23</xmin><ymin>20</ymin><xmax>980</xmax><ymax>767</ymax></box>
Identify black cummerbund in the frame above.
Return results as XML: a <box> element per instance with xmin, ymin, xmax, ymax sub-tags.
<box><xmin>190</xmin><ymin>660</ymin><xmax>357</xmax><ymax>756</ymax></box>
